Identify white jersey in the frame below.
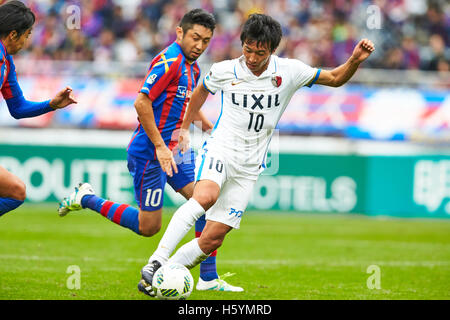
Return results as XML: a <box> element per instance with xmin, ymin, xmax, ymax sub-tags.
<box><xmin>202</xmin><ymin>55</ymin><xmax>320</xmax><ymax>178</ymax></box>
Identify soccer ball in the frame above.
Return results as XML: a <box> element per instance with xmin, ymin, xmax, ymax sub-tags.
<box><xmin>152</xmin><ymin>263</ymin><xmax>194</xmax><ymax>300</ymax></box>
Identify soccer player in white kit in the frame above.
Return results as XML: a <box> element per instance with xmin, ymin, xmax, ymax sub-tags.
<box><xmin>138</xmin><ymin>13</ymin><xmax>375</xmax><ymax>295</ymax></box>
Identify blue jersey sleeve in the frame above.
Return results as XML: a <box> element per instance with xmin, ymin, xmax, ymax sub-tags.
<box><xmin>1</xmin><ymin>55</ymin><xmax>24</xmax><ymax>100</ymax></box>
<box><xmin>6</xmin><ymin>96</ymin><xmax>53</xmax><ymax>119</ymax></box>
<box><xmin>0</xmin><ymin>57</ymin><xmax>6</xmax><ymax>90</ymax></box>
<box><xmin>2</xmin><ymin>55</ymin><xmax>53</xmax><ymax>119</ymax></box>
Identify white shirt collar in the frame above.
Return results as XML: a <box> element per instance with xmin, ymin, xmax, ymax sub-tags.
<box><xmin>234</xmin><ymin>55</ymin><xmax>277</xmax><ymax>80</ymax></box>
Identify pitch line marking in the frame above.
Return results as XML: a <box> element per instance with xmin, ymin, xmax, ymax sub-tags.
<box><xmin>0</xmin><ymin>254</ymin><xmax>449</xmax><ymax>268</ymax></box>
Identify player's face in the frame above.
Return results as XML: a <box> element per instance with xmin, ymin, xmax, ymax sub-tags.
<box><xmin>177</xmin><ymin>24</ymin><xmax>213</xmax><ymax>63</ymax></box>
<box><xmin>7</xmin><ymin>28</ymin><xmax>32</xmax><ymax>55</ymax></box>
<box><xmin>242</xmin><ymin>41</ymin><xmax>273</xmax><ymax>76</ymax></box>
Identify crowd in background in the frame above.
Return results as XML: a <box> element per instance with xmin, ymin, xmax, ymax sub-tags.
<box><xmin>8</xmin><ymin>0</ymin><xmax>450</xmax><ymax>72</ymax></box>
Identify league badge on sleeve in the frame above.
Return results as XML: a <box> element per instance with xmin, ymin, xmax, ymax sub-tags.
<box><xmin>271</xmin><ymin>74</ymin><xmax>282</xmax><ymax>87</ymax></box>
<box><xmin>146</xmin><ymin>74</ymin><xmax>158</xmax><ymax>85</ymax></box>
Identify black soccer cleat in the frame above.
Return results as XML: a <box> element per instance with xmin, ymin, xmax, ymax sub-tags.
<box><xmin>137</xmin><ymin>260</ymin><xmax>162</xmax><ymax>297</ymax></box>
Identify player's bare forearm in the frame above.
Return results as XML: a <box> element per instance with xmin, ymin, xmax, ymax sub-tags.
<box><xmin>316</xmin><ymin>39</ymin><xmax>375</xmax><ymax>87</ymax></box>
<box><xmin>326</xmin><ymin>57</ymin><xmax>361</xmax><ymax>87</ymax></box>
<box><xmin>192</xmin><ymin>110</ymin><xmax>214</xmax><ymax>133</ymax></box>
<box><xmin>134</xmin><ymin>93</ymin><xmax>165</xmax><ymax>148</ymax></box>
<box><xmin>181</xmin><ymin>84</ymin><xmax>210</xmax><ymax>131</ymax></box>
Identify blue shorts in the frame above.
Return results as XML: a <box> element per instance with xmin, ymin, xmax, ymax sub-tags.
<box><xmin>127</xmin><ymin>149</ymin><xmax>195</xmax><ymax>211</ymax></box>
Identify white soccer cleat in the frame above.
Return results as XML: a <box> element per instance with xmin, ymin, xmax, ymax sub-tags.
<box><xmin>196</xmin><ymin>272</ymin><xmax>244</xmax><ymax>292</ymax></box>
<box><xmin>58</xmin><ymin>183</ymin><xmax>95</xmax><ymax>217</ymax></box>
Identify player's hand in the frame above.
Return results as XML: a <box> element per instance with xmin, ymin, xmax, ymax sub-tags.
<box><xmin>50</xmin><ymin>86</ymin><xmax>78</xmax><ymax>109</ymax></box>
<box><xmin>156</xmin><ymin>145</ymin><xmax>178</xmax><ymax>177</ymax></box>
<box><xmin>351</xmin><ymin>39</ymin><xmax>375</xmax><ymax>64</ymax></box>
<box><xmin>178</xmin><ymin>129</ymin><xmax>191</xmax><ymax>154</ymax></box>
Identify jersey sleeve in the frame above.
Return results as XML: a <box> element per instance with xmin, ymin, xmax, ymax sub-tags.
<box><xmin>1</xmin><ymin>56</ymin><xmax>24</xmax><ymax>100</ymax></box>
<box><xmin>6</xmin><ymin>97</ymin><xmax>52</xmax><ymax>119</ymax></box>
<box><xmin>1</xmin><ymin>56</ymin><xmax>53</xmax><ymax>119</ymax></box>
<box><xmin>0</xmin><ymin>56</ymin><xmax>6</xmax><ymax>90</ymax></box>
<box><xmin>291</xmin><ymin>59</ymin><xmax>321</xmax><ymax>89</ymax></box>
<box><xmin>140</xmin><ymin>54</ymin><xmax>181</xmax><ymax>101</ymax></box>
<box><xmin>202</xmin><ymin>63</ymin><xmax>227</xmax><ymax>95</ymax></box>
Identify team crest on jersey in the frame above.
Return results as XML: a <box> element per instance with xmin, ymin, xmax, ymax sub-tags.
<box><xmin>146</xmin><ymin>74</ymin><xmax>158</xmax><ymax>85</ymax></box>
<box><xmin>271</xmin><ymin>74</ymin><xmax>282</xmax><ymax>87</ymax></box>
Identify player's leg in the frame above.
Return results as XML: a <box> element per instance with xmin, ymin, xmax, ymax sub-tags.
<box><xmin>57</xmin><ymin>154</ymin><xmax>164</xmax><ymax>236</ymax></box>
<box><xmin>177</xmin><ymin>184</ymin><xmax>222</xmax><ymax>284</ymax></box>
<box><xmin>168</xmin><ymin>220</ymin><xmax>231</xmax><ymax>266</ymax></box>
<box><xmin>146</xmin><ymin>179</ymin><xmax>220</xmax><ymax>265</ymax></box>
<box><xmin>194</xmin><ymin>214</ymin><xmax>220</xmax><ymax>281</ymax></box>
<box><xmin>138</xmin><ymin>151</ymin><xmax>225</xmax><ymax>296</ymax></box>
<box><xmin>169</xmin><ymin>149</ymin><xmax>221</xmax><ymax>282</ymax></box>
<box><xmin>0</xmin><ymin>166</ymin><xmax>26</xmax><ymax>217</ymax></box>
<box><xmin>138</xmin><ymin>179</ymin><xmax>221</xmax><ymax>296</ymax></box>
<box><xmin>58</xmin><ymin>182</ymin><xmax>142</xmax><ymax>234</ymax></box>
<box><xmin>127</xmin><ymin>155</ymin><xmax>166</xmax><ymax>236</ymax></box>
<box><xmin>165</xmin><ymin>222</ymin><xmax>241</xmax><ymax>293</ymax></box>
<box><xmin>148</xmin><ymin>149</ymin><xmax>226</xmax><ymax>264</ymax></box>
<box><xmin>169</xmin><ymin>176</ymin><xmax>255</xmax><ymax>291</ymax></box>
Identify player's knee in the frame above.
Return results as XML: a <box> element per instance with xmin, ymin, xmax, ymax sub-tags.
<box><xmin>139</xmin><ymin>223</ymin><xmax>161</xmax><ymax>237</ymax></box>
<box><xmin>10</xmin><ymin>180</ymin><xmax>26</xmax><ymax>201</ymax></box>
<box><xmin>199</xmin><ymin>235</ymin><xmax>224</xmax><ymax>254</ymax></box>
<box><xmin>194</xmin><ymin>192</ymin><xmax>218</xmax><ymax>211</ymax></box>
<box><xmin>139</xmin><ymin>225</ymin><xmax>161</xmax><ymax>237</ymax></box>
<box><xmin>138</xmin><ymin>208</ymin><xmax>162</xmax><ymax>237</ymax></box>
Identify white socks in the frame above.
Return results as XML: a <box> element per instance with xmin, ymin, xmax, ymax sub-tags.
<box><xmin>149</xmin><ymin>198</ymin><xmax>205</xmax><ymax>264</ymax></box>
<box><xmin>168</xmin><ymin>238</ymin><xmax>210</xmax><ymax>269</ymax></box>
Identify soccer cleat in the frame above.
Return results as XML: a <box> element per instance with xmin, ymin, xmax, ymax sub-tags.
<box><xmin>196</xmin><ymin>272</ymin><xmax>244</xmax><ymax>292</ymax></box>
<box><xmin>58</xmin><ymin>183</ymin><xmax>95</xmax><ymax>217</ymax></box>
<box><xmin>137</xmin><ymin>260</ymin><xmax>162</xmax><ymax>297</ymax></box>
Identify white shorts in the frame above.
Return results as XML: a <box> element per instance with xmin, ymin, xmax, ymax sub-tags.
<box><xmin>194</xmin><ymin>148</ymin><xmax>257</xmax><ymax>229</ymax></box>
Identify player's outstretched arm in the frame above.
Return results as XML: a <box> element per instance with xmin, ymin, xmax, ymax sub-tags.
<box><xmin>179</xmin><ymin>84</ymin><xmax>210</xmax><ymax>153</ymax></box>
<box><xmin>4</xmin><ymin>68</ymin><xmax>77</xmax><ymax>118</ymax></box>
<box><xmin>134</xmin><ymin>92</ymin><xmax>178</xmax><ymax>177</ymax></box>
<box><xmin>316</xmin><ymin>39</ymin><xmax>375</xmax><ymax>87</ymax></box>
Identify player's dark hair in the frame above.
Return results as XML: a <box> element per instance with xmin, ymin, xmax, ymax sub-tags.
<box><xmin>240</xmin><ymin>14</ymin><xmax>282</xmax><ymax>52</ymax></box>
<box><xmin>179</xmin><ymin>8</ymin><xmax>216</xmax><ymax>34</ymax></box>
<box><xmin>0</xmin><ymin>0</ymin><xmax>35</xmax><ymax>39</ymax></box>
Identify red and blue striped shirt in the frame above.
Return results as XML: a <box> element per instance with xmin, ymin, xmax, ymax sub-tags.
<box><xmin>127</xmin><ymin>41</ymin><xmax>201</xmax><ymax>160</ymax></box>
<box><xmin>0</xmin><ymin>40</ymin><xmax>53</xmax><ymax>119</ymax></box>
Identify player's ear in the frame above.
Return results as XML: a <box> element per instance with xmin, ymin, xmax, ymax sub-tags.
<box><xmin>175</xmin><ymin>26</ymin><xmax>184</xmax><ymax>42</ymax></box>
<box><xmin>8</xmin><ymin>30</ymin><xmax>19</xmax><ymax>41</ymax></box>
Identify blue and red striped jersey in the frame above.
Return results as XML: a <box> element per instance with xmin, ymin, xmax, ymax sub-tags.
<box><xmin>127</xmin><ymin>41</ymin><xmax>201</xmax><ymax>160</ymax></box>
<box><xmin>0</xmin><ymin>40</ymin><xmax>24</xmax><ymax>100</ymax></box>
<box><xmin>0</xmin><ymin>40</ymin><xmax>53</xmax><ymax>119</ymax></box>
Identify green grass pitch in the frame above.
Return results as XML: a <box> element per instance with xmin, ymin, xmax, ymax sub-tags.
<box><xmin>0</xmin><ymin>205</ymin><xmax>449</xmax><ymax>300</ymax></box>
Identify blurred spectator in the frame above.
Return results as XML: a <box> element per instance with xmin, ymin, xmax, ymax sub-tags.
<box><xmin>93</xmin><ymin>29</ymin><xmax>115</xmax><ymax>62</ymax></box>
<box><xmin>8</xmin><ymin>0</ymin><xmax>449</xmax><ymax>71</ymax></box>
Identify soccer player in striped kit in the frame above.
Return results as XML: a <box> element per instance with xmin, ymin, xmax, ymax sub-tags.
<box><xmin>0</xmin><ymin>1</ymin><xmax>77</xmax><ymax>218</ymax></box>
<box><xmin>58</xmin><ymin>9</ymin><xmax>243</xmax><ymax>293</ymax></box>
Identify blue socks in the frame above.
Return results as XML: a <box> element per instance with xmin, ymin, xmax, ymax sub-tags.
<box><xmin>195</xmin><ymin>214</ymin><xmax>219</xmax><ymax>281</ymax></box>
<box><xmin>81</xmin><ymin>194</ymin><xmax>140</xmax><ymax>235</ymax></box>
<box><xmin>0</xmin><ymin>198</ymin><xmax>24</xmax><ymax>217</ymax></box>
